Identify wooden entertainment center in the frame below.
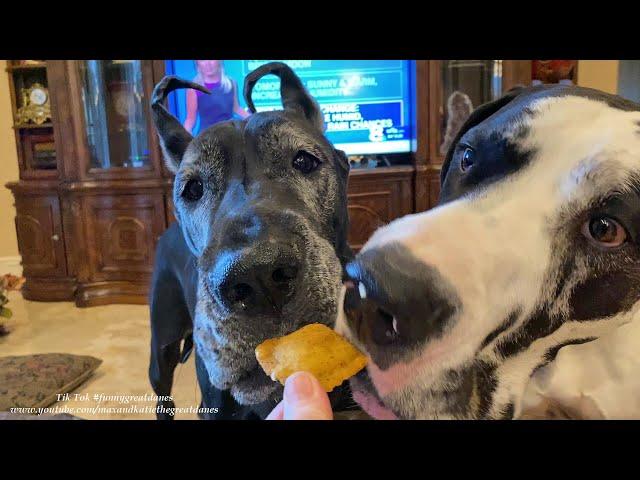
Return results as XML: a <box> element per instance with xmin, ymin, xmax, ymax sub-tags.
<box><xmin>4</xmin><ymin>60</ymin><xmax>531</xmax><ymax>306</ymax></box>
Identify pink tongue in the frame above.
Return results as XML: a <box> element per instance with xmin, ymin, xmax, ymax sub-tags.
<box><xmin>352</xmin><ymin>389</ymin><xmax>398</xmax><ymax>420</ymax></box>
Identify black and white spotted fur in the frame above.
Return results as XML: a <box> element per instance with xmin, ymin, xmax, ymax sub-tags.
<box><xmin>336</xmin><ymin>85</ymin><xmax>640</xmax><ymax>419</ymax></box>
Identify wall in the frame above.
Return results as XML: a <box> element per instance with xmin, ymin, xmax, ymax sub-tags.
<box><xmin>0</xmin><ymin>60</ymin><xmax>20</xmax><ymax>262</ymax></box>
<box><xmin>577</xmin><ymin>60</ymin><xmax>620</xmax><ymax>94</ymax></box>
<box><xmin>617</xmin><ymin>60</ymin><xmax>640</xmax><ymax>103</ymax></box>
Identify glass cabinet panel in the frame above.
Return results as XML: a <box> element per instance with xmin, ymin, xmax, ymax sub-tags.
<box><xmin>78</xmin><ymin>60</ymin><xmax>150</xmax><ymax>170</ymax></box>
<box><xmin>439</xmin><ymin>60</ymin><xmax>502</xmax><ymax>156</ymax></box>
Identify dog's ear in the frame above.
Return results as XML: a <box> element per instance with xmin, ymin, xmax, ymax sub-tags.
<box><xmin>243</xmin><ymin>62</ymin><xmax>324</xmax><ymax>132</ymax></box>
<box><xmin>151</xmin><ymin>76</ymin><xmax>210</xmax><ymax>173</ymax></box>
<box><xmin>506</xmin><ymin>84</ymin><xmax>528</xmax><ymax>94</ymax></box>
<box><xmin>334</xmin><ymin>148</ymin><xmax>351</xmax><ymax>174</ymax></box>
<box><xmin>332</xmin><ymin>148</ymin><xmax>353</xmax><ymax>266</ymax></box>
<box><xmin>440</xmin><ymin>88</ymin><xmax>522</xmax><ymax>186</ymax></box>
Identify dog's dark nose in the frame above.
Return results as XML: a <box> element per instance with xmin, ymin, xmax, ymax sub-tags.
<box><xmin>211</xmin><ymin>246</ymin><xmax>301</xmax><ymax>316</ymax></box>
<box><xmin>343</xmin><ymin>245</ymin><xmax>461</xmax><ymax>351</ymax></box>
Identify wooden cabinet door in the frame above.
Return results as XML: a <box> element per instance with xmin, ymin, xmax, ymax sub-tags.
<box><xmin>83</xmin><ymin>194</ymin><xmax>166</xmax><ymax>282</ymax></box>
<box><xmin>427</xmin><ymin>168</ymin><xmax>442</xmax><ymax>209</ymax></box>
<box><xmin>347</xmin><ymin>168</ymin><xmax>414</xmax><ymax>252</ymax></box>
<box><xmin>14</xmin><ymin>195</ymin><xmax>67</xmax><ymax>277</ymax></box>
<box><xmin>62</xmin><ymin>60</ymin><xmax>164</xmax><ymax>182</ymax></box>
<box><xmin>165</xmin><ymin>194</ymin><xmax>177</xmax><ymax>226</ymax></box>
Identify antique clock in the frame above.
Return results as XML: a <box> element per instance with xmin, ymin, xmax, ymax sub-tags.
<box><xmin>16</xmin><ymin>83</ymin><xmax>52</xmax><ymax>125</ymax></box>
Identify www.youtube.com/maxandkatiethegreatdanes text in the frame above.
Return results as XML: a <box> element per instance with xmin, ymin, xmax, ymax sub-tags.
<box><xmin>9</xmin><ymin>393</ymin><xmax>219</xmax><ymax>417</ymax></box>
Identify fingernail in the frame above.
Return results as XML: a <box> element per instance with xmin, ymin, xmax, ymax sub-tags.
<box><xmin>285</xmin><ymin>372</ymin><xmax>315</xmax><ymax>403</ymax></box>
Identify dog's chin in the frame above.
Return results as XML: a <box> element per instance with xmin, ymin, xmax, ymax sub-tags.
<box><xmin>349</xmin><ymin>370</ymin><xmax>398</xmax><ymax>420</ymax></box>
<box><xmin>229</xmin><ymin>366</ymin><xmax>281</xmax><ymax>405</ymax></box>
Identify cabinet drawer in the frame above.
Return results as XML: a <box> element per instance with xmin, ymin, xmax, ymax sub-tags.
<box><xmin>83</xmin><ymin>194</ymin><xmax>166</xmax><ymax>282</ymax></box>
<box><xmin>14</xmin><ymin>195</ymin><xmax>67</xmax><ymax>277</ymax></box>
<box><xmin>347</xmin><ymin>169</ymin><xmax>413</xmax><ymax>251</ymax></box>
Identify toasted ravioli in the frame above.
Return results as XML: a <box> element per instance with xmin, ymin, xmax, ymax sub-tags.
<box><xmin>255</xmin><ymin>323</ymin><xmax>368</xmax><ymax>392</ymax></box>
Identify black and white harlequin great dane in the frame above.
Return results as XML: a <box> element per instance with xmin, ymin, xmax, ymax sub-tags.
<box><xmin>336</xmin><ymin>85</ymin><xmax>640</xmax><ymax>419</ymax></box>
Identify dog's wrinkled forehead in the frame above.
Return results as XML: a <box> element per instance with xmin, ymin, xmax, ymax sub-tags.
<box><xmin>181</xmin><ymin>121</ymin><xmax>243</xmax><ymax>172</ymax></box>
<box><xmin>244</xmin><ymin>110</ymin><xmax>332</xmax><ymax>155</ymax></box>
<box><xmin>181</xmin><ymin>110</ymin><xmax>332</xmax><ymax>174</ymax></box>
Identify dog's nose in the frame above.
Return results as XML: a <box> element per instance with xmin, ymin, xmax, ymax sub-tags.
<box><xmin>342</xmin><ymin>245</ymin><xmax>461</xmax><ymax>350</ymax></box>
<box><xmin>211</xmin><ymin>246</ymin><xmax>300</xmax><ymax>316</ymax></box>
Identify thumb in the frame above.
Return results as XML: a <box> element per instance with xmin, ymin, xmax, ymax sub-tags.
<box><xmin>282</xmin><ymin>371</ymin><xmax>333</xmax><ymax>420</ymax></box>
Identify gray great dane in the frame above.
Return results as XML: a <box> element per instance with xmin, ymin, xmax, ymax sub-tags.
<box><xmin>337</xmin><ymin>85</ymin><xmax>640</xmax><ymax>419</ymax></box>
<box><xmin>148</xmin><ymin>62</ymin><xmax>355</xmax><ymax>419</ymax></box>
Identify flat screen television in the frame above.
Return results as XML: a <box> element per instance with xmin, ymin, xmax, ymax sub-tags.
<box><xmin>164</xmin><ymin>60</ymin><xmax>416</xmax><ymax>158</ymax></box>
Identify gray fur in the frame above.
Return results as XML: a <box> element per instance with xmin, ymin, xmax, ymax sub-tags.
<box><xmin>153</xmin><ymin>65</ymin><xmax>350</xmax><ymax>407</ymax></box>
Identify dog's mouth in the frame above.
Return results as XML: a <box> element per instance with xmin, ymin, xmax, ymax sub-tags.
<box><xmin>198</xmin><ymin>283</ymin><xmax>324</xmax><ymax>406</ymax></box>
<box><xmin>230</xmin><ymin>364</ymin><xmax>281</xmax><ymax>405</ymax></box>
<box><xmin>197</xmin><ymin>249</ymin><xmax>344</xmax><ymax>406</ymax></box>
<box><xmin>349</xmin><ymin>370</ymin><xmax>398</xmax><ymax>420</ymax></box>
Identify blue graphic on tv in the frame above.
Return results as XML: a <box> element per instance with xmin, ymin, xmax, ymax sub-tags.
<box><xmin>165</xmin><ymin>60</ymin><xmax>415</xmax><ymax>155</ymax></box>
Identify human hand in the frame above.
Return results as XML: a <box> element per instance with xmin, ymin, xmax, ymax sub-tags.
<box><xmin>266</xmin><ymin>371</ymin><xmax>333</xmax><ymax>420</ymax></box>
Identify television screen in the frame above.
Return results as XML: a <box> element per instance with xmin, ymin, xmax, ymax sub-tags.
<box><xmin>164</xmin><ymin>60</ymin><xmax>415</xmax><ymax>156</ymax></box>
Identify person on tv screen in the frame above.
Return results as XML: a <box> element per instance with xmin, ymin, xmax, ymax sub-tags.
<box><xmin>183</xmin><ymin>60</ymin><xmax>250</xmax><ymax>133</ymax></box>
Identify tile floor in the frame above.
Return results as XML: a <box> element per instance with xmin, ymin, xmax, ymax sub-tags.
<box><xmin>1</xmin><ymin>290</ymin><xmax>200</xmax><ymax>420</ymax></box>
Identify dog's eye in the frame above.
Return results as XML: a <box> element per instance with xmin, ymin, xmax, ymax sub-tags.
<box><xmin>582</xmin><ymin>216</ymin><xmax>627</xmax><ymax>247</ymax></box>
<box><xmin>292</xmin><ymin>151</ymin><xmax>320</xmax><ymax>174</ymax></box>
<box><xmin>460</xmin><ymin>147</ymin><xmax>475</xmax><ymax>172</ymax></box>
<box><xmin>182</xmin><ymin>178</ymin><xmax>204</xmax><ymax>202</ymax></box>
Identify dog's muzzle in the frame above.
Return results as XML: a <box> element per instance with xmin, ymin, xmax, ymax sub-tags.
<box><xmin>203</xmin><ymin>201</ymin><xmax>308</xmax><ymax>318</ymax></box>
<box><xmin>209</xmin><ymin>242</ymin><xmax>301</xmax><ymax>316</ymax></box>
<box><xmin>341</xmin><ymin>243</ymin><xmax>461</xmax><ymax>370</ymax></box>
